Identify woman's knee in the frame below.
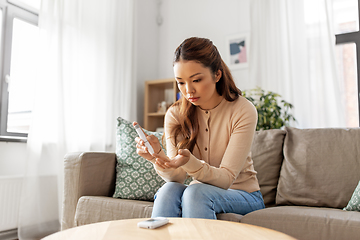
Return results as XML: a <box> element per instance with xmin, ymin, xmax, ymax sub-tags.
<box><xmin>181</xmin><ymin>184</ymin><xmax>216</xmax><ymax>218</ymax></box>
<box><xmin>182</xmin><ymin>184</ymin><xmax>213</xmax><ymax>204</ymax></box>
<box><xmin>155</xmin><ymin>182</ymin><xmax>186</xmax><ymax>200</ymax></box>
<box><xmin>152</xmin><ymin>182</ymin><xmax>186</xmax><ymax>218</ymax></box>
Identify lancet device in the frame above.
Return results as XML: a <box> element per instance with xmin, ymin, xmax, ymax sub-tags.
<box><xmin>134</xmin><ymin>123</ymin><xmax>154</xmax><ymax>155</ymax></box>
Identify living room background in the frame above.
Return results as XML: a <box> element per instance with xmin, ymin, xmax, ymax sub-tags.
<box><xmin>0</xmin><ymin>0</ymin><xmax>358</xmax><ymax>238</ymax></box>
<box><xmin>0</xmin><ymin>0</ymin><xmax>357</xmax><ymax>187</ymax></box>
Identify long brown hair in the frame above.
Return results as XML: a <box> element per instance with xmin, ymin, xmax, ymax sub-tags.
<box><xmin>169</xmin><ymin>37</ymin><xmax>241</xmax><ymax>153</ymax></box>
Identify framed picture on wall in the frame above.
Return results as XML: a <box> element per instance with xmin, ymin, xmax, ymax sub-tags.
<box><xmin>225</xmin><ymin>32</ymin><xmax>249</xmax><ymax>69</ymax></box>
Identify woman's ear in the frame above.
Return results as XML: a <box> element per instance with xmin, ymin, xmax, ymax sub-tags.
<box><xmin>215</xmin><ymin>70</ymin><xmax>222</xmax><ymax>82</ymax></box>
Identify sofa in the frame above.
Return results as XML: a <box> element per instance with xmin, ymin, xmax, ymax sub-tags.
<box><xmin>61</xmin><ymin>126</ymin><xmax>360</xmax><ymax>240</ymax></box>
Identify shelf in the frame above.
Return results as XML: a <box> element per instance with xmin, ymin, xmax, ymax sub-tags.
<box><xmin>144</xmin><ymin>78</ymin><xmax>179</xmax><ymax>131</ymax></box>
<box><xmin>147</xmin><ymin>112</ymin><xmax>166</xmax><ymax>117</ymax></box>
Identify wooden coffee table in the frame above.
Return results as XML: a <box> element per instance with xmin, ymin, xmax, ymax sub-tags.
<box><xmin>42</xmin><ymin>218</ymin><xmax>296</xmax><ymax>240</ymax></box>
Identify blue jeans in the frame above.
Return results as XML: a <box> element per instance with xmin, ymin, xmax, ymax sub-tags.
<box><xmin>151</xmin><ymin>182</ymin><xmax>265</xmax><ymax>219</ymax></box>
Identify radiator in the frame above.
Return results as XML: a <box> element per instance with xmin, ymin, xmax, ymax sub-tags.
<box><xmin>0</xmin><ymin>176</ymin><xmax>23</xmax><ymax>232</ymax></box>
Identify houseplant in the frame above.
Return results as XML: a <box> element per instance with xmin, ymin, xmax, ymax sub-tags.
<box><xmin>243</xmin><ymin>87</ymin><xmax>296</xmax><ymax>131</ymax></box>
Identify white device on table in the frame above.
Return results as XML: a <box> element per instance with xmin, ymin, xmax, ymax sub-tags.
<box><xmin>137</xmin><ymin>217</ymin><xmax>169</xmax><ymax>229</ymax></box>
<box><xmin>134</xmin><ymin>123</ymin><xmax>154</xmax><ymax>155</ymax></box>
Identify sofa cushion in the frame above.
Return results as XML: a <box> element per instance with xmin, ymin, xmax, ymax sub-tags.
<box><xmin>276</xmin><ymin>127</ymin><xmax>360</xmax><ymax>208</ymax></box>
<box><xmin>241</xmin><ymin>206</ymin><xmax>360</xmax><ymax>240</ymax></box>
<box><xmin>75</xmin><ymin>196</ymin><xmax>154</xmax><ymax>226</ymax></box>
<box><xmin>344</xmin><ymin>180</ymin><xmax>360</xmax><ymax>211</ymax></box>
<box><xmin>113</xmin><ymin>117</ymin><xmax>166</xmax><ymax>201</ymax></box>
<box><xmin>62</xmin><ymin>152</ymin><xmax>117</xmax><ymax>230</ymax></box>
<box><xmin>251</xmin><ymin>129</ymin><xmax>286</xmax><ymax>207</ymax></box>
<box><xmin>75</xmin><ymin>196</ymin><xmax>242</xmax><ymax>226</ymax></box>
<box><xmin>216</xmin><ymin>213</ymin><xmax>243</xmax><ymax>222</ymax></box>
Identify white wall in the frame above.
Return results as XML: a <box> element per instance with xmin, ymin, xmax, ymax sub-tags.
<box><xmin>134</xmin><ymin>0</ymin><xmax>160</xmax><ymax>125</ymax></box>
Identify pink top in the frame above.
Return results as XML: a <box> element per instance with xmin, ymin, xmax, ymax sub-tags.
<box><xmin>155</xmin><ymin>96</ymin><xmax>260</xmax><ymax>193</ymax></box>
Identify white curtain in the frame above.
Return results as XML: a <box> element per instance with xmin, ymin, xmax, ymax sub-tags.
<box><xmin>18</xmin><ymin>0</ymin><xmax>136</xmax><ymax>239</ymax></box>
<box><xmin>250</xmin><ymin>0</ymin><xmax>346</xmax><ymax>128</ymax></box>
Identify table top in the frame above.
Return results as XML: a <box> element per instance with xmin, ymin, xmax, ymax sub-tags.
<box><xmin>43</xmin><ymin>218</ymin><xmax>296</xmax><ymax>240</ymax></box>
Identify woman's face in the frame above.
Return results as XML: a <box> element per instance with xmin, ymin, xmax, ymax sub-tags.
<box><xmin>173</xmin><ymin>60</ymin><xmax>222</xmax><ymax>110</ymax></box>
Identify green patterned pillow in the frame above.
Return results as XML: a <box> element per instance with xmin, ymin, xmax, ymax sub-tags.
<box><xmin>343</xmin><ymin>181</ymin><xmax>360</xmax><ymax>211</ymax></box>
<box><xmin>113</xmin><ymin>117</ymin><xmax>166</xmax><ymax>201</ymax></box>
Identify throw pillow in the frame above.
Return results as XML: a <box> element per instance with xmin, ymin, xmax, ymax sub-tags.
<box><xmin>113</xmin><ymin>117</ymin><xmax>166</xmax><ymax>201</ymax></box>
<box><xmin>251</xmin><ymin>129</ymin><xmax>286</xmax><ymax>207</ymax></box>
<box><xmin>344</xmin><ymin>181</ymin><xmax>360</xmax><ymax>211</ymax></box>
<box><xmin>276</xmin><ymin>127</ymin><xmax>360</xmax><ymax>208</ymax></box>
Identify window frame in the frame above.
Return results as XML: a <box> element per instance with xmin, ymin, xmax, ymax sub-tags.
<box><xmin>335</xmin><ymin>0</ymin><xmax>360</xmax><ymax>126</ymax></box>
<box><xmin>0</xmin><ymin>0</ymin><xmax>38</xmax><ymax>141</ymax></box>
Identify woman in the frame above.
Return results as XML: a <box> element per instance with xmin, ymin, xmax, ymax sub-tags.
<box><xmin>134</xmin><ymin>37</ymin><xmax>265</xmax><ymax>219</ymax></box>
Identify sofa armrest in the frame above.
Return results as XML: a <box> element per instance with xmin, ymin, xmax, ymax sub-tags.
<box><xmin>61</xmin><ymin>152</ymin><xmax>116</xmax><ymax>230</ymax></box>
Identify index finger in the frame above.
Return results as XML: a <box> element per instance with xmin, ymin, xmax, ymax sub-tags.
<box><xmin>132</xmin><ymin>121</ymin><xmax>148</xmax><ymax>137</ymax></box>
<box><xmin>134</xmin><ymin>137</ymin><xmax>143</xmax><ymax>144</ymax></box>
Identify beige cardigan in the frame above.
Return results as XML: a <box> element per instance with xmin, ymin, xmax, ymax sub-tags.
<box><xmin>155</xmin><ymin>96</ymin><xmax>260</xmax><ymax>193</ymax></box>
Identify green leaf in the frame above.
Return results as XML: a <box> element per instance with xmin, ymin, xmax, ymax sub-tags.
<box><xmin>243</xmin><ymin>87</ymin><xmax>296</xmax><ymax>130</ymax></box>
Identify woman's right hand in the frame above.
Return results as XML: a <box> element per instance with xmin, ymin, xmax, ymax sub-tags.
<box><xmin>133</xmin><ymin>122</ymin><xmax>162</xmax><ymax>163</ymax></box>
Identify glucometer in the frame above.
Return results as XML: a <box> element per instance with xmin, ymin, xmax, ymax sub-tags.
<box><xmin>137</xmin><ymin>217</ymin><xmax>169</xmax><ymax>229</ymax></box>
<box><xmin>134</xmin><ymin>123</ymin><xmax>154</xmax><ymax>155</ymax></box>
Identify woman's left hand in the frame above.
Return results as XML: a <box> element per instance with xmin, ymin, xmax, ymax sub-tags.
<box><xmin>153</xmin><ymin>149</ymin><xmax>191</xmax><ymax>169</ymax></box>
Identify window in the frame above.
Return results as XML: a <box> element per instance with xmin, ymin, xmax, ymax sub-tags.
<box><xmin>333</xmin><ymin>0</ymin><xmax>360</xmax><ymax>127</ymax></box>
<box><xmin>0</xmin><ymin>0</ymin><xmax>39</xmax><ymax>140</ymax></box>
